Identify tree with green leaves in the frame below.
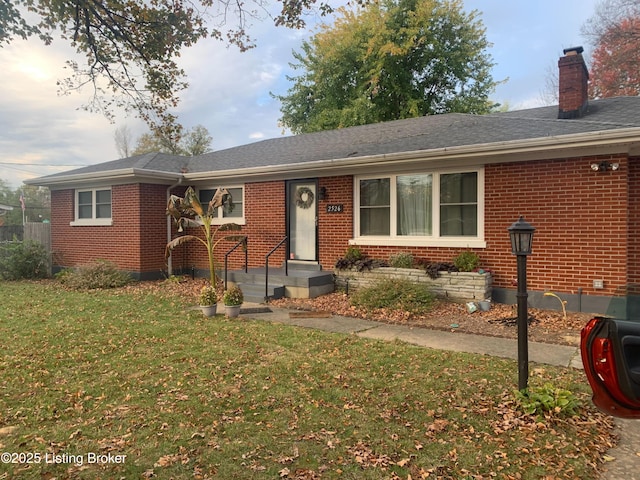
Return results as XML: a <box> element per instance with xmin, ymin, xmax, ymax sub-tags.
<box><xmin>0</xmin><ymin>181</ymin><xmax>50</xmax><ymax>225</ymax></box>
<box><xmin>131</xmin><ymin>124</ymin><xmax>213</xmax><ymax>156</ymax></box>
<box><xmin>181</xmin><ymin>125</ymin><xmax>214</xmax><ymax>156</ymax></box>
<box><xmin>1</xmin><ymin>0</ymin><xmax>337</xmax><ymax>135</ymax></box>
<box><xmin>274</xmin><ymin>0</ymin><xmax>499</xmax><ymax>133</ymax></box>
<box><xmin>131</xmin><ymin>133</ymin><xmax>170</xmax><ymax>156</ymax></box>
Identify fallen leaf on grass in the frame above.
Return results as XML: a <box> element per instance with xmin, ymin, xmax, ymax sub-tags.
<box><xmin>426</xmin><ymin>419</ymin><xmax>449</xmax><ymax>433</ymax></box>
<box><xmin>154</xmin><ymin>453</ymin><xmax>190</xmax><ymax>467</ymax></box>
<box><xmin>0</xmin><ymin>426</ymin><xmax>17</xmax><ymax>436</ymax></box>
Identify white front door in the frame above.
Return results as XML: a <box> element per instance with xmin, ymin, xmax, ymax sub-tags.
<box><xmin>288</xmin><ymin>180</ymin><xmax>317</xmax><ymax>261</ymax></box>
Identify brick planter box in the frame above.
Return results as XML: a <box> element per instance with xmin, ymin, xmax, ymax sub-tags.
<box><xmin>334</xmin><ymin>267</ymin><xmax>493</xmax><ymax>303</ymax></box>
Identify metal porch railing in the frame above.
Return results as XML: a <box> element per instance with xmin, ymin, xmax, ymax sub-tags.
<box><xmin>265</xmin><ymin>236</ymin><xmax>288</xmax><ymax>301</ymax></box>
<box><xmin>223</xmin><ymin>236</ymin><xmax>248</xmax><ymax>289</ymax></box>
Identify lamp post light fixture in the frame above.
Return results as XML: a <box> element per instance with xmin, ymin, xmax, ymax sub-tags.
<box><xmin>507</xmin><ymin>216</ymin><xmax>536</xmax><ymax>391</ymax></box>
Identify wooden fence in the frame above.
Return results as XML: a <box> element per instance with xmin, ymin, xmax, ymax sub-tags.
<box><xmin>0</xmin><ymin>225</ymin><xmax>23</xmax><ymax>242</ymax></box>
<box><xmin>24</xmin><ymin>222</ymin><xmax>51</xmax><ymax>252</ymax></box>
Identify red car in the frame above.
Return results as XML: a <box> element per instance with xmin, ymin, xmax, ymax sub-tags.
<box><xmin>581</xmin><ymin>288</ymin><xmax>640</xmax><ymax>418</ymax></box>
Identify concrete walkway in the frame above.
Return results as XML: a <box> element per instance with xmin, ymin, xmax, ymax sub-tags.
<box><xmin>242</xmin><ymin>305</ymin><xmax>640</xmax><ymax>480</ymax></box>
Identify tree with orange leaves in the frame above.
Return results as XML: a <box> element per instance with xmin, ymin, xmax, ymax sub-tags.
<box><xmin>588</xmin><ymin>16</ymin><xmax>640</xmax><ymax>98</ymax></box>
<box><xmin>583</xmin><ymin>0</ymin><xmax>640</xmax><ymax>98</ymax></box>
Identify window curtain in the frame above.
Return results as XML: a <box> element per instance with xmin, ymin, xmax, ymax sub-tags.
<box><xmin>397</xmin><ymin>175</ymin><xmax>432</xmax><ymax>236</ymax></box>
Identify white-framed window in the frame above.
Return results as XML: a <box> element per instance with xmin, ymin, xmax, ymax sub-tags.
<box><xmin>353</xmin><ymin>169</ymin><xmax>485</xmax><ymax>248</ymax></box>
<box><xmin>70</xmin><ymin>188</ymin><xmax>112</xmax><ymax>226</ymax></box>
<box><xmin>198</xmin><ymin>186</ymin><xmax>245</xmax><ymax>225</ymax></box>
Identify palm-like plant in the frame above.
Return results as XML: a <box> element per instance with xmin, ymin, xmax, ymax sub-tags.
<box><xmin>166</xmin><ymin>186</ymin><xmax>241</xmax><ymax>286</ymax></box>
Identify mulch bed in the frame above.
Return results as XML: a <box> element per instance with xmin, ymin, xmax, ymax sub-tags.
<box><xmin>270</xmin><ymin>292</ymin><xmax>593</xmax><ymax>347</ymax></box>
<box><xmin>126</xmin><ymin>279</ymin><xmax>592</xmax><ymax>347</ymax></box>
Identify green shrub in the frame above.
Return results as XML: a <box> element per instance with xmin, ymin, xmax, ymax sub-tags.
<box><xmin>453</xmin><ymin>251</ymin><xmax>480</xmax><ymax>272</ymax></box>
<box><xmin>0</xmin><ymin>241</ymin><xmax>49</xmax><ymax>280</ymax></box>
<box><xmin>350</xmin><ymin>278</ymin><xmax>435</xmax><ymax>315</ymax></box>
<box><xmin>57</xmin><ymin>260</ymin><xmax>132</xmax><ymax>290</ymax></box>
<box><xmin>344</xmin><ymin>246</ymin><xmax>363</xmax><ymax>262</ymax></box>
<box><xmin>389</xmin><ymin>252</ymin><xmax>414</xmax><ymax>268</ymax></box>
<box><xmin>515</xmin><ymin>383</ymin><xmax>579</xmax><ymax>417</ymax></box>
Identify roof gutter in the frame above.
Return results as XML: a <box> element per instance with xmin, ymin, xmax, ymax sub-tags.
<box><xmin>184</xmin><ymin>127</ymin><xmax>640</xmax><ymax>183</ymax></box>
<box><xmin>24</xmin><ymin>168</ymin><xmax>184</xmax><ymax>188</ymax></box>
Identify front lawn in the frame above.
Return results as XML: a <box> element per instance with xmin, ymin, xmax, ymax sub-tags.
<box><xmin>0</xmin><ymin>281</ymin><xmax>614</xmax><ymax>479</ymax></box>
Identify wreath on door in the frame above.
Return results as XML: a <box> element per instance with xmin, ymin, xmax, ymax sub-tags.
<box><xmin>295</xmin><ymin>187</ymin><xmax>315</xmax><ymax>209</ymax></box>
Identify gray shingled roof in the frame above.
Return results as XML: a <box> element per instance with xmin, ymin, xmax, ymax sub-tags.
<box><xmin>40</xmin><ymin>152</ymin><xmax>191</xmax><ymax>177</ymax></box>
<box><xmin>188</xmin><ymin>97</ymin><xmax>640</xmax><ymax>172</ymax></box>
<box><xmin>30</xmin><ymin>96</ymin><xmax>640</xmax><ymax>182</ymax></box>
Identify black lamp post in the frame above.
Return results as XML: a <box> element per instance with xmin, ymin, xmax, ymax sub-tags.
<box><xmin>507</xmin><ymin>216</ymin><xmax>535</xmax><ymax>391</ymax></box>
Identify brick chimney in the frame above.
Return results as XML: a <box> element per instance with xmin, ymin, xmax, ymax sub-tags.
<box><xmin>558</xmin><ymin>46</ymin><xmax>589</xmax><ymax>119</ymax></box>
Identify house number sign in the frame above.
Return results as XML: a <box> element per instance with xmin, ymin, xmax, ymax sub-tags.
<box><xmin>326</xmin><ymin>204</ymin><xmax>344</xmax><ymax>213</ymax></box>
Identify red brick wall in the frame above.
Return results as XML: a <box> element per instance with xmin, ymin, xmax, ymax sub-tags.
<box><xmin>51</xmin><ymin>184</ymin><xmax>169</xmax><ymax>276</ymax></box>
<box><xmin>326</xmin><ymin>156</ymin><xmax>630</xmax><ymax>299</ymax></box>
<box><xmin>50</xmin><ymin>189</ymin><xmax>74</xmax><ymax>268</ymax></box>
<box><xmin>179</xmin><ymin>177</ymin><xmax>356</xmax><ymax>273</ymax></box>
<box><xmin>242</xmin><ymin>181</ymin><xmax>287</xmax><ymax>266</ymax></box>
<box><xmin>177</xmin><ymin>181</ymin><xmax>289</xmax><ymax>273</ymax></box>
<box><xmin>139</xmin><ymin>184</ymin><xmax>172</xmax><ymax>273</ymax></box>
<box><xmin>318</xmin><ymin>176</ymin><xmax>354</xmax><ymax>268</ymax></box>
<box><xmin>558</xmin><ymin>52</ymin><xmax>589</xmax><ymax>115</ymax></box>
<box><xmin>111</xmin><ymin>184</ymin><xmax>142</xmax><ymax>270</ymax></box>
<box><xmin>359</xmin><ymin>156</ymin><xmax>629</xmax><ymax>297</ymax></box>
<box><xmin>484</xmin><ymin>156</ymin><xmax>628</xmax><ymax>296</ymax></box>
<box><xmin>53</xmin><ymin>155</ymin><xmax>635</xmax><ymax>299</ymax></box>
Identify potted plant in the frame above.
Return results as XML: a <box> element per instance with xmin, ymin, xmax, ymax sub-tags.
<box><xmin>199</xmin><ymin>285</ymin><xmax>218</xmax><ymax>317</ymax></box>
<box><xmin>222</xmin><ymin>284</ymin><xmax>243</xmax><ymax>318</ymax></box>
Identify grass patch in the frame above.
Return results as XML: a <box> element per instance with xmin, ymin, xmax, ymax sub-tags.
<box><xmin>0</xmin><ymin>280</ymin><xmax>614</xmax><ymax>479</ymax></box>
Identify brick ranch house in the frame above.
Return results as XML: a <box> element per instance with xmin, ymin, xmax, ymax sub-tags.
<box><xmin>27</xmin><ymin>47</ymin><xmax>640</xmax><ymax>312</ymax></box>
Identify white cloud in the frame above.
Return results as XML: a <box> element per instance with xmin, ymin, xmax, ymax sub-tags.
<box><xmin>0</xmin><ymin>41</ymin><xmax>127</xmax><ymax>186</ymax></box>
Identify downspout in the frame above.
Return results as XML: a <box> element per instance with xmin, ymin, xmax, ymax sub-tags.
<box><xmin>166</xmin><ymin>177</ymin><xmax>183</xmax><ymax>277</ymax></box>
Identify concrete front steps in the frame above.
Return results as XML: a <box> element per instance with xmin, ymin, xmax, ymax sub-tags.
<box><xmin>225</xmin><ymin>262</ymin><xmax>334</xmax><ymax>303</ymax></box>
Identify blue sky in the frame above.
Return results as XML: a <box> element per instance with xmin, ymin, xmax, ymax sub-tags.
<box><xmin>0</xmin><ymin>0</ymin><xmax>599</xmax><ymax>188</ymax></box>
